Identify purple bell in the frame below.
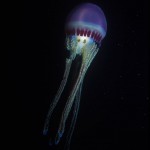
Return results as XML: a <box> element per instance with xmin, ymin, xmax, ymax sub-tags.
<box><xmin>65</xmin><ymin>3</ymin><xmax>107</xmax><ymax>43</ymax></box>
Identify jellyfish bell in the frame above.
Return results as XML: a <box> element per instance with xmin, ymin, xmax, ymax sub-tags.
<box><xmin>65</xmin><ymin>3</ymin><xmax>107</xmax><ymax>56</ymax></box>
<box><xmin>65</xmin><ymin>3</ymin><xmax>107</xmax><ymax>37</ymax></box>
<box><xmin>43</xmin><ymin>3</ymin><xmax>107</xmax><ymax>150</ymax></box>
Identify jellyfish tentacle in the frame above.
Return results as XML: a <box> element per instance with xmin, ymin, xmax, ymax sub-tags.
<box><xmin>43</xmin><ymin>58</ymin><xmax>72</xmax><ymax>135</ymax></box>
<box><xmin>55</xmin><ymin>42</ymin><xmax>99</xmax><ymax>144</ymax></box>
<box><xmin>55</xmin><ymin>63</ymin><xmax>86</xmax><ymax>144</ymax></box>
<box><xmin>64</xmin><ymin>44</ymin><xmax>98</xmax><ymax>148</ymax></box>
<box><xmin>65</xmin><ymin>79</ymin><xmax>83</xmax><ymax>150</ymax></box>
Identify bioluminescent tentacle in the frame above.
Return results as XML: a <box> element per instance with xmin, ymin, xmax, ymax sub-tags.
<box><xmin>55</xmin><ymin>63</ymin><xmax>86</xmax><ymax>144</ymax></box>
<box><xmin>55</xmin><ymin>42</ymin><xmax>99</xmax><ymax>144</ymax></box>
<box><xmin>43</xmin><ymin>58</ymin><xmax>72</xmax><ymax>135</ymax></box>
<box><xmin>65</xmin><ymin>79</ymin><xmax>83</xmax><ymax>150</ymax></box>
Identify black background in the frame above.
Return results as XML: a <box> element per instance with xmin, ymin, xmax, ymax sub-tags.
<box><xmin>7</xmin><ymin>0</ymin><xmax>148</xmax><ymax>150</ymax></box>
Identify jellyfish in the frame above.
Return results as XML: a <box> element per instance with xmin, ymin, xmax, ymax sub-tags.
<box><xmin>43</xmin><ymin>3</ymin><xmax>107</xmax><ymax>149</ymax></box>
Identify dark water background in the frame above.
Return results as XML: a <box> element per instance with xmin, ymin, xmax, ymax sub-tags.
<box><xmin>7</xmin><ymin>0</ymin><xmax>148</xmax><ymax>150</ymax></box>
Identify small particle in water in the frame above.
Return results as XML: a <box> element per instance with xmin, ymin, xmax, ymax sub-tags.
<box><xmin>137</xmin><ymin>73</ymin><xmax>141</xmax><ymax>77</ymax></box>
<box><xmin>119</xmin><ymin>75</ymin><xmax>123</xmax><ymax>78</ymax></box>
<box><xmin>120</xmin><ymin>96</ymin><xmax>124</xmax><ymax>100</ymax></box>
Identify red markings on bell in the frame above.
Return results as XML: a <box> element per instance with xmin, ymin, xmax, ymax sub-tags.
<box><xmin>84</xmin><ymin>29</ymin><xmax>88</xmax><ymax>36</ymax></box>
<box><xmin>96</xmin><ymin>34</ymin><xmax>100</xmax><ymax>41</ymax></box>
<box><xmin>97</xmin><ymin>34</ymin><xmax>100</xmax><ymax>41</ymax></box>
<box><xmin>80</xmin><ymin>29</ymin><xmax>84</xmax><ymax>36</ymax></box>
<box><xmin>77</xmin><ymin>28</ymin><xmax>80</xmax><ymax>35</ymax></box>
<box><xmin>65</xmin><ymin>28</ymin><xmax>102</xmax><ymax>43</ymax></box>
<box><xmin>87</xmin><ymin>30</ymin><xmax>91</xmax><ymax>37</ymax></box>
<box><xmin>91</xmin><ymin>31</ymin><xmax>95</xmax><ymax>38</ymax></box>
<box><xmin>94</xmin><ymin>32</ymin><xmax>98</xmax><ymax>41</ymax></box>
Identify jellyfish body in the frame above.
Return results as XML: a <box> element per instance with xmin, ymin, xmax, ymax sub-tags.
<box><xmin>43</xmin><ymin>3</ymin><xmax>107</xmax><ymax>149</ymax></box>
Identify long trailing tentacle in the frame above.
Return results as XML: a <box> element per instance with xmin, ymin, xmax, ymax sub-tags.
<box><xmin>55</xmin><ymin>63</ymin><xmax>86</xmax><ymax>144</ymax></box>
<box><xmin>65</xmin><ymin>44</ymin><xmax>99</xmax><ymax>149</ymax></box>
<box><xmin>43</xmin><ymin>58</ymin><xmax>72</xmax><ymax>135</ymax></box>
<box><xmin>65</xmin><ymin>79</ymin><xmax>83</xmax><ymax>150</ymax></box>
<box><xmin>55</xmin><ymin>42</ymin><xmax>99</xmax><ymax>144</ymax></box>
